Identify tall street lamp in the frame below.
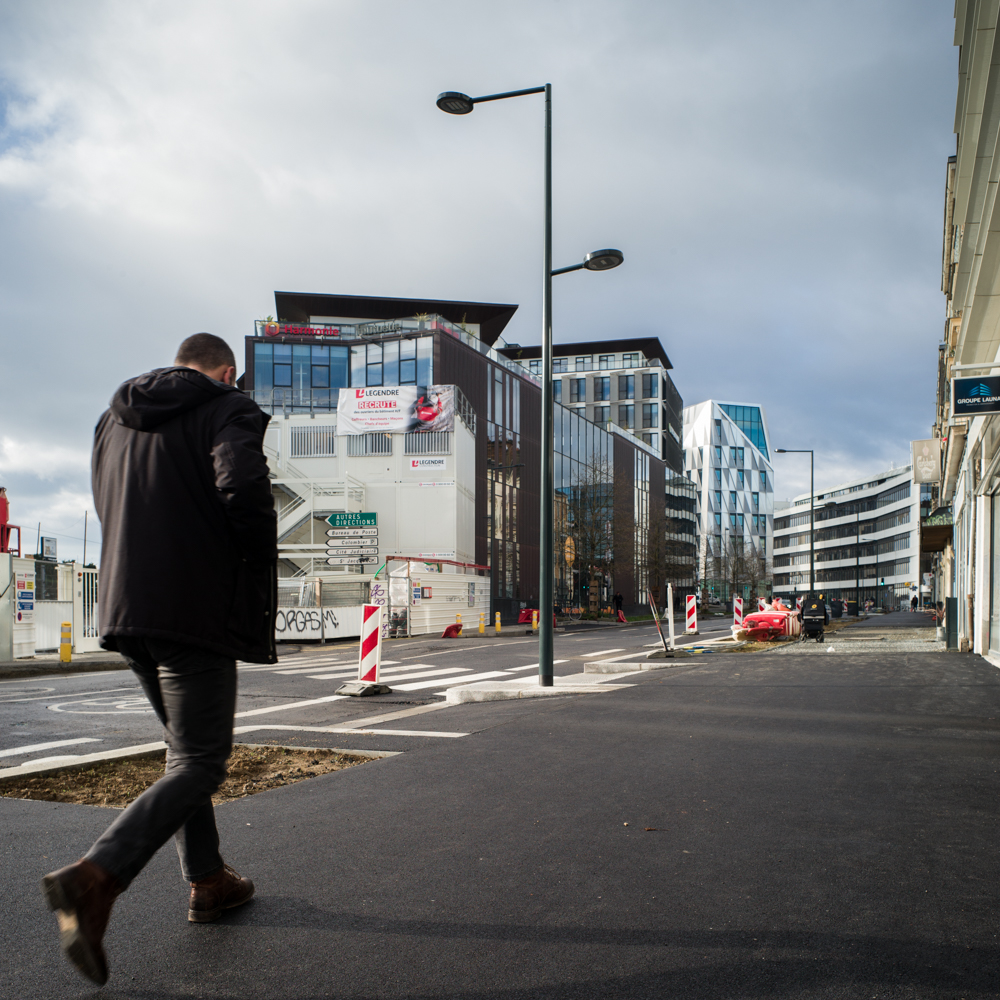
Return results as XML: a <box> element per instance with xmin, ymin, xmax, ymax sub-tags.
<box><xmin>776</xmin><ymin>448</ymin><xmax>815</xmax><ymax>593</ymax></box>
<box><xmin>437</xmin><ymin>85</ymin><xmax>623</xmax><ymax>687</ymax></box>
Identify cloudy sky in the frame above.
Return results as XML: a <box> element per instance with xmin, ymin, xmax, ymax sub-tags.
<box><xmin>0</xmin><ymin>0</ymin><xmax>956</xmax><ymax>562</ymax></box>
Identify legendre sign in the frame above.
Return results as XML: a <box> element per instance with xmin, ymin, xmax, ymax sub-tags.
<box><xmin>336</xmin><ymin>385</ymin><xmax>455</xmax><ymax>434</ymax></box>
<box><xmin>953</xmin><ymin>375</ymin><xmax>1000</xmax><ymax>416</ymax></box>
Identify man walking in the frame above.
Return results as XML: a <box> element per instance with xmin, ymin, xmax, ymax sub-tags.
<box><xmin>42</xmin><ymin>333</ymin><xmax>277</xmax><ymax>986</ymax></box>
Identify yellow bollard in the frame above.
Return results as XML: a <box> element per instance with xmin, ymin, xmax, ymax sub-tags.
<box><xmin>479</xmin><ymin>612</ymin><xmax>485</xmax><ymax>634</ymax></box>
<box><xmin>456</xmin><ymin>613</ymin><xmax>462</xmax><ymax>636</ymax></box>
<box><xmin>60</xmin><ymin>621</ymin><xmax>72</xmax><ymax>663</ymax></box>
<box><xmin>532</xmin><ymin>610</ymin><xmax>539</xmax><ymax>632</ymax></box>
<box><xmin>495</xmin><ymin>611</ymin><xmax>501</xmax><ymax>635</ymax></box>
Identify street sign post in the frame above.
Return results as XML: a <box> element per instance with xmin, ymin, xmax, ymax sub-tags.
<box><xmin>327</xmin><ymin>512</ymin><xmax>377</xmax><ymax>527</ymax></box>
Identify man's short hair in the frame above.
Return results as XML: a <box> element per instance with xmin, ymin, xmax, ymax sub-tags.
<box><xmin>175</xmin><ymin>333</ymin><xmax>236</xmax><ymax>372</ymax></box>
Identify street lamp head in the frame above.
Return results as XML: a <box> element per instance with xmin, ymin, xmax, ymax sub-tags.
<box><xmin>583</xmin><ymin>248</ymin><xmax>624</xmax><ymax>271</ymax></box>
<box><xmin>776</xmin><ymin>448</ymin><xmax>787</xmax><ymax>453</ymax></box>
<box><xmin>436</xmin><ymin>91</ymin><xmax>475</xmax><ymax>115</ymax></box>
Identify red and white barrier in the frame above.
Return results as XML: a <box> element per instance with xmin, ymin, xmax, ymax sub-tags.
<box><xmin>796</xmin><ymin>597</ymin><xmax>803</xmax><ymax>612</ymax></box>
<box><xmin>733</xmin><ymin>596</ymin><xmax>743</xmax><ymax>626</ymax></box>
<box><xmin>758</xmin><ymin>598</ymin><xmax>766</xmax><ymax>612</ymax></box>
<box><xmin>685</xmin><ymin>594</ymin><xmax>698</xmax><ymax>634</ymax></box>
<box><xmin>358</xmin><ymin>603</ymin><xmax>383</xmax><ymax>683</ymax></box>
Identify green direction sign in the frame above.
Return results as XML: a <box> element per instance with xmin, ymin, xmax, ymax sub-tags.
<box><xmin>326</xmin><ymin>511</ymin><xmax>377</xmax><ymax>528</ymax></box>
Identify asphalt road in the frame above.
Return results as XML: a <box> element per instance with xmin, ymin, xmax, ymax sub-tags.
<box><xmin>0</xmin><ymin>619</ymin><xmax>734</xmax><ymax>766</ymax></box>
<box><xmin>4</xmin><ymin>644</ymin><xmax>1000</xmax><ymax>997</ymax></box>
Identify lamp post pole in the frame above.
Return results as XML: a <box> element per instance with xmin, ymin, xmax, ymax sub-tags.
<box><xmin>436</xmin><ymin>86</ymin><xmax>623</xmax><ymax>686</ymax></box>
<box><xmin>776</xmin><ymin>448</ymin><xmax>815</xmax><ymax>594</ymax></box>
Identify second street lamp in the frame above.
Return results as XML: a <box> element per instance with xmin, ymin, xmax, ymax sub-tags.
<box><xmin>437</xmin><ymin>84</ymin><xmax>623</xmax><ymax>687</ymax></box>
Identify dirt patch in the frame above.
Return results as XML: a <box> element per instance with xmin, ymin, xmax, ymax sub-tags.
<box><xmin>0</xmin><ymin>744</ymin><xmax>371</xmax><ymax>808</ymax></box>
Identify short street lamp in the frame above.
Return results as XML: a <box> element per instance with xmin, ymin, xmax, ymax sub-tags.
<box><xmin>776</xmin><ymin>448</ymin><xmax>815</xmax><ymax>593</ymax></box>
<box><xmin>437</xmin><ymin>85</ymin><xmax>623</xmax><ymax>687</ymax></box>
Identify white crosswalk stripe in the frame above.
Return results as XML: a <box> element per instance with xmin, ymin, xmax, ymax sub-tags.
<box><xmin>239</xmin><ymin>652</ymin><xmax>572</xmax><ymax>698</ymax></box>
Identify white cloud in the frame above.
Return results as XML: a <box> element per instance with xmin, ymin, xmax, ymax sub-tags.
<box><xmin>0</xmin><ymin>0</ymin><xmax>957</xmax><ymax>514</ymax></box>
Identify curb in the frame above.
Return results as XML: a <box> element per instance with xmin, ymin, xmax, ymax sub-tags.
<box><xmin>0</xmin><ymin>659</ymin><xmax>129</xmax><ymax>681</ymax></box>
<box><xmin>0</xmin><ymin>740</ymin><xmax>398</xmax><ymax>783</ymax></box>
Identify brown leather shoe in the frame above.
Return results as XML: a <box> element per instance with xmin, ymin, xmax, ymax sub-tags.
<box><xmin>188</xmin><ymin>863</ymin><xmax>254</xmax><ymax>923</ymax></box>
<box><xmin>41</xmin><ymin>858</ymin><xmax>122</xmax><ymax>986</ymax></box>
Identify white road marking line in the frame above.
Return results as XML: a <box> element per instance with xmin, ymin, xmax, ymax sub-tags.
<box><xmin>0</xmin><ymin>686</ymin><xmax>136</xmax><ymax>705</ymax></box>
<box><xmin>328</xmin><ymin>702</ymin><xmax>455</xmax><ymax>729</ymax></box>
<box><xmin>499</xmin><ymin>660</ymin><xmax>569</xmax><ymax>672</ymax></box>
<box><xmin>234</xmin><ymin>695</ymin><xmax>348</xmax><ymax>718</ymax></box>
<box><xmin>580</xmin><ymin>649</ymin><xmax>625</xmax><ymax>657</ymax></box>
<box><xmin>234</xmin><ymin>721</ymin><xmax>465</xmax><ymax>739</ymax></box>
<box><xmin>309</xmin><ymin>667</ymin><xmax>471</xmax><ymax>684</ymax></box>
<box><xmin>397</xmin><ymin>641</ymin><xmax>534</xmax><ymax>661</ymax></box>
<box><xmin>0</xmin><ymin>738</ymin><xmax>102</xmax><ymax>759</ymax></box>
<box><xmin>394</xmin><ymin>670</ymin><xmax>512</xmax><ymax>691</ymax></box>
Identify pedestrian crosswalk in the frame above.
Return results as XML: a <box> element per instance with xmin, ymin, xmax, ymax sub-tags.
<box><xmin>238</xmin><ymin>650</ymin><xmax>568</xmax><ymax>696</ymax></box>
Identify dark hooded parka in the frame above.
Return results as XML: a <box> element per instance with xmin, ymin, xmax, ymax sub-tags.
<box><xmin>92</xmin><ymin>367</ymin><xmax>277</xmax><ymax>663</ymax></box>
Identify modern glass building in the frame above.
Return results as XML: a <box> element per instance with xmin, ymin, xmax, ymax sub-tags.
<box><xmin>244</xmin><ymin>292</ymin><xmax>669</xmax><ymax>618</ymax></box>
<box><xmin>682</xmin><ymin>399</ymin><xmax>775</xmax><ymax>602</ymax></box>
<box><xmin>497</xmin><ymin>338</ymin><xmax>684</xmax><ymax>474</ymax></box>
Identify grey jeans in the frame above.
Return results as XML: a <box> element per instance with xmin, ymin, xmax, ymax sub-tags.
<box><xmin>86</xmin><ymin>637</ymin><xmax>237</xmax><ymax>887</ymax></box>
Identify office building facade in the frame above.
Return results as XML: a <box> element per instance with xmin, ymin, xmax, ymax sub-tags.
<box><xmin>245</xmin><ymin>292</ymin><xmax>669</xmax><ymax>619</ymax></box>
<box><xmin>497</xmin><ymin>339</ymin><xmax>684</xmax><ymax>474</ymax></box>
<box><xmin>772</xmin><ymin>467</ymin><xmax>920</xmax><ymax>608</ymax></box>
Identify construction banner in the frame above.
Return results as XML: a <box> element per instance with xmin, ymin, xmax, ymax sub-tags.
<box><xmin>337</xmin><ymin>385</ymin><xmax>454</xmax><ymax>435</ymax></box>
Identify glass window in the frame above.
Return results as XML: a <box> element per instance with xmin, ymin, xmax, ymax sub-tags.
<box><xmin>714</xmin><ymin>512</ymin><xmax>722</xmax><ymax>527</ymax></box>
<box><xmin>594</xmin><ymin>405</ymin><xmax>609</xmax><ymax>423</ymax></box>
<box><xmin>715</xmin><ymin>418</ymin><xmax>722</xmax><ymax>440</ymax></box>
<box><xmin>553</xmin><ymin>381</ymin><xmax>562</xmax><ymax>403</ymax></box>
<box><xmin>760</xmin><ymin>470</ymin><xmax>768</xmax><ymax>490</ymax></box>
<box><xmin>752</xmin><ymin>514</ymin><xmax>759</xmax><ymax>530</ymax></box>
<box><xmin>641</xmin><ymin>373</ymin><xmax>658</xmax><ymax>398</ymax></box>
<box><xmin>752</xmin><ymin>492</ymin><xmax>759</xmax><ymax>508</ymax></box>
<box><xmin>529</xmin><ymin>359</ymin><xmax>541</xmax><ymax>375</ymax></box>
<box><xmin>618</xmin><ymin>404</ymin><xmax>635</xmax><ymax>429</ymax></box>
<box><xmin>730</xmin><ymin>490</ymin><xmax>737</xmax><ymax>507</ymax></box>
<box><xmin>594</xmin><ymin>376</ymin><xmax>610</xmax><ymax>401</ymax></box>
<box><xmin>622</xmin><ymin>353</ymin><xmax>639</xmax><ymax>367</ymax></box>
<box><xmin>575</xmin><ymin>356</ymin><xmax>591</xmax><ymax>371</ymax></box>
<box><xmin>714</xmin><ymin>490</ymin><xmax>722</xmax><ymax>506</ymax></box>
<box><xmin>366</xmin><ymin>343</ymin><xmax>383</xmax><ymax>387</ymax></box>
<box><xmin>761</xmin><ymin>536</ymin><xmax>766</xmax><ymax>553</ymax></box>
<box><xmin>738</xmin><ymin>513</ymin><xmax>744</xmax><ymax>529</ymax></box>
<box><xmin>715</xmin><ymin>445</ymin><xmax>722</xmax><ymax>463</ymax></box>
<box><xmin>553</xmin><ymin>357</ymin><xmax>568</xmax><ymax>373</ymax></box>
<box><xmin>730</xmin><ymin>446</ymin><xmax>737</xmax><ymax>464</ymax></box>
<box><xmin>730</xmin><ymin>513</ymin><xmax>737</xmax><ymax>528</ymax></box>
<box><xmin>329</xmin><ymin>346</ymin><xmax>348</xmax><ymax>388</ymax></box>
<box><xmin>273</xmin><ymin>363</ymin><xmax>291</xmax><ymax>387</ymax></box>
<box><xmin>292</xmin><ymin>344</ymin><xmax>310</xmax><ymax>393</ymax></box>
<box><xmin>350</xmin><ymin>344</ymin><xmax>366</xmax><ymax>386</ymax></box>
<box><xmin>311</xmin><ymin>365</ymin><xmax>330</xmax><ymax>388</ymax></box>
<box><xmin>714</xmin><ymin>468</ymin><xmax>722</xmax><ymax>483</ymax></box>
<box><xmin>618</xmin><ymin>374</ymin><xmax>635</xmax><ymax>399</ymax></box>
<box><xmin>737</xmin><ymin>447</ymin><xmax>744</xmax><ymax>466</ymax></box>
<box><xmin>599</xmin><ymin>354</ymin><xmax>614</xmax><ymax>370</ymax></box>
<box><xmin>737</xmin><ymin>469</ymin><xmax>744</xmax><ymax>487</ymax></box>
<box><xmin>570</xmin><ymin>378</ymin><xmax>586</xmax><ymax>403</ymax></box>
<box><xmin>641</xmin><ymin>403</ymin><xmax>658</xmax><ymax>428</ymax></box>
<box><xmin>416</xmin><ymin>336</ymin><xmax>432</xmax><ymax>385</ymax></box>
<box><xmin>400</xmin><ymin>339</ymin><xmax>416</xmax><ymax>383</ymax></box>
<box><xmin>715</xmin><ymin>534</ymin><xmax>722</xmax><ymax>550</ymax></box>
<box><xmin>382</xmin><ymin>340</ymin><xmax>399</xmax><ymax>385</ymax></box>
<box><xmin>253</xmin><ymin>342</ymin><xmax>273</xmax><ymax>390</ymax></box>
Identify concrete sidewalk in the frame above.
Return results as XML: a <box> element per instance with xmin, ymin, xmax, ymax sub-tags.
<box><xmin>4</xmin><ymin>646</ymin><xmax>1000</xmax><ymax>997</ymax></box>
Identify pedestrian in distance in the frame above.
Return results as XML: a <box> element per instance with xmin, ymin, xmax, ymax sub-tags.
<box><xmin>911</xmin><ymin>594</ymin><xmax>918</xmax><ymax>612</ymax></box>
<box><xmin>613</xmin><ymin>591</ymin><xmax>624</xmax><ymax>613</ymax></box>
<box><xmin>41</xmin><ymin>333</ymin><xmax>277</xmax><ymax>986</ymax></box>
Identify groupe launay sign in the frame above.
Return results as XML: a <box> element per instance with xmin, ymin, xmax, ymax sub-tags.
<box><xmin>262</xmin><ymin>321</ymin><xmax>403</xmax><ymax>339</ymax></box>
<box><xmin>953</xmin><ymin>375</ymin><xmax>1000</xmax><ymax>416</ymax></box>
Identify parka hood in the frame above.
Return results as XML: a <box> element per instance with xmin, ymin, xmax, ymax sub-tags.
<box><xmin>109</xmin><ymin>367</ymin><xmax>239</xmax><ymax>431</ymax></box>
